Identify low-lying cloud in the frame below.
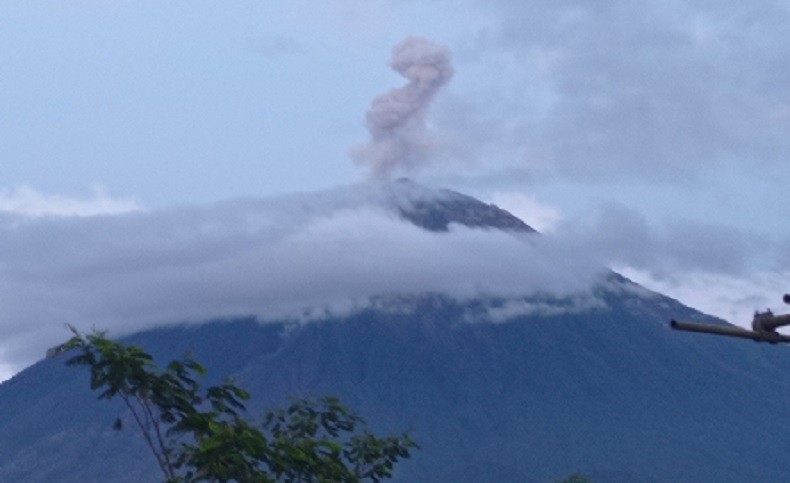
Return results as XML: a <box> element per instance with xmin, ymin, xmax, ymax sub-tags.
<box><xmin>0</xmin><ymin>183</ymin><xmax>607</xmax><ymax>380</ymax></box>
<box><xmin>3</xmin><ymin>182</ymin><xmax>783</xmax><ymax>381</ymax></box>
<box><xmin>0</xmin><ymin>186</ymin><xmax>140</xmax><ymax>217</ymax></box>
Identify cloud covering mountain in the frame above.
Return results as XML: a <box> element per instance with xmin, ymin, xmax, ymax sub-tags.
<box><xmin>2</xmin><ymin>177</ymin><xmax>788</xmax><ymax>381</ymax></box>
<box><xmin>0</xmin><ymin>181</ymin><xmax>609</xmax><ymax>380</ymax></box>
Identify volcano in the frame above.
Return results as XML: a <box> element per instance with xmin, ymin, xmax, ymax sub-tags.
<box><xmin>0</xmin><ymin>182</ymin><xmax>788</xmax><ymax>482</ymax></box>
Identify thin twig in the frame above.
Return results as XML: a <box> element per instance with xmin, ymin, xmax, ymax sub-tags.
<box><xmin>122</xmin><ymin>394</ymin><xmax>174</xmax><ymax>480</ymax></box>
<box><xmin>143</xmin><ymin>396</ymin><xmax>176</xmax><ymax>477</ymax></box>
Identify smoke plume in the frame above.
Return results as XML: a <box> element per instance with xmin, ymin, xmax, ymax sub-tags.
<box><xmin>351</xmin><ymin>36</ymin><xmax>454</xmax><ymax>179</ymax></box>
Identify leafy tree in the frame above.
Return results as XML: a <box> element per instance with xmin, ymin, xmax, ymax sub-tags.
<box><xmin>49</xmin><ymin>327</ymin><xmax>417</xmax><ymax>482</ymax></box>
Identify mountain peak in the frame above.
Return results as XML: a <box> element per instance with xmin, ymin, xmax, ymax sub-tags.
<box><xmin>382</xmin><ymin>178</ymin><xmax>536</xmax><ymax>233</ymax></box>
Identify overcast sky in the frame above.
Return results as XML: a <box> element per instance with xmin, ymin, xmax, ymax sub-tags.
<box><xmin>3</xmin><ymin>1</ymin><xmax>790</xmax><ymax>379</ymax></box>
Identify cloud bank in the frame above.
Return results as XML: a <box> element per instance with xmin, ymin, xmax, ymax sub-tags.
<box><xmin>351</xmin><ymin>36</ymin><xmax>454</xmax><ymax>179</ymax></box>
<box><xmin>0</xmin><ymin>183</ymin><xmax>606</xmax><ymax>380</ymax></box>
<box><xmin>3</xmin><ymin>182</ymin><xmax>782</xmax><ymax>381</ymax></box>
<box><xmin>0</xmin><ymin>186</ymin><xmax>140</xmax><ymax>217</ymax></box>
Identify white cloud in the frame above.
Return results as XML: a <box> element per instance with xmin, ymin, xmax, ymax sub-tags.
<box><xmin>0</xmin><ymin>186</ymin><xmax>141</xmax><ymax>217</ymax></box>
<box><xmin>484</xmin><ymin>295</ymin><xmax>605</xmax><ymax>323</ymax></box>
<box><xmin>488</xmin><ymin>192</ymin><xmax>561</xmax><ymax>233</ymax></box>
<box><xmin>0</xmin><ymin>183</ymin><xmax>607</xmax><ymax>381</ymax></box>
<box><xmin>3</xmin><ymin>181</ymin><xmax>783</xmax><ymax>382</ymax></box>
<box><xmin>618</xmin><ymin>267</ymin><xmax>790</xmax><ymax>329</ymax></box>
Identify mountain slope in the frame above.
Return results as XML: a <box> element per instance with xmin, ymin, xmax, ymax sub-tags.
<box><xmin>3</xmin><ymin>280</ymin><xmax>790</xmax><ymax>482</ymax></box>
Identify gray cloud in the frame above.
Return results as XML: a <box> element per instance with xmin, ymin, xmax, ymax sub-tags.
<box><xmin>537</xmin><ymin>200</ymin><xmax>790</xmax><ymax>325</ymax></box>
<box><xmin>456</xmin><ymin>0</ymin><xmax>790</xmax><ymax>184</ymax></box>
<box><xmin>1</xmin><ymin>182</ymin><xmax>780</xmax><ymax>379</ymax></box>
<box><xmin>0</xmin><ymin>183</ymin><xmax>607</xmax><ymax>379</ymax></box>
<box><xmin>557</xmin><ymin>202</ymin><xmax>768</xmax><ymax>281</ymax></box>
<box><xmin>351</xmin><ymin>36</ymin><xmax>454</xmax><ymax>179</ymax></box>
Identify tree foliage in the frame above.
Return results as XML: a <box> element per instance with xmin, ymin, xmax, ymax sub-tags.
<box><xmin>49</xmin><ymin>326</ymin><xmax>417</xmax><ymax>482</ymax></box>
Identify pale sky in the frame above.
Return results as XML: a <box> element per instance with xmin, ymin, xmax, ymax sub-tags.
<box><xmin>3</xmin><ymin>1</ymin><xmax>790</xmax><ymax>379</ymax></box>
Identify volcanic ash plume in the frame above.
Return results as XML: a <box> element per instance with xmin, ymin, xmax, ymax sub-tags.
<box><xmin>351</xmin><ymin>36</ymin><xmax>454</xmax><ymax>180</ymax></box>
